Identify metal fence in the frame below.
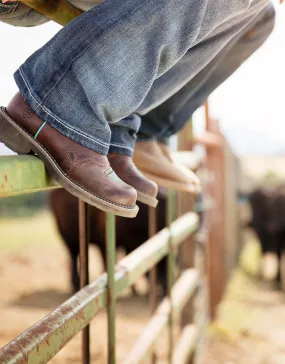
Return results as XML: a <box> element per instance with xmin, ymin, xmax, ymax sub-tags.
<box><xmin>0</xmin><ymin>108</ymin><xmax>239</xmax><ymax>364</ymax></box>
<box><xmin>0</xmin><ymin>2</ymin><xmax>242</xmax><ymax>363</ymax></box>
<box><xmin>0</xmin><ymin>167</ymin><xmax>204</xmax><ymax>364</ymax></box>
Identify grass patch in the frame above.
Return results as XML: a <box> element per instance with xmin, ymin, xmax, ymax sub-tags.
<box><xmin>239</xmin><ymin>233</ymin><xmax>261</xmax><ymax>278</ymax></box>
<box><xmin>0</xmin><ymin>212</ymin><xmax>61</xmax><ymax>251</ymax></box>
<box><xmin>210</xmin><ymin>269</ymin><xmax>258</xmax><ymax>339</ymax></box>
<box><xmin>210</xmin><ymin>236</ymin><xmax>263</xmax><ymax>340</ymax></box>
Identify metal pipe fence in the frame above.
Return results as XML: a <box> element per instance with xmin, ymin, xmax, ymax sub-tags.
<box><xmin>0</xmin><ymin>206</ymin><xmax>199</xmax><ymax>363</ymax></box>
<box><xmin>0</xmin><ymin>110</ymin><xmax>234</xmax><ymax>363</ymax></box>
<box><xmin>0</xmin><ymin>124</ymin><xmax>212</xmax><ymax>364</ymax></box>
<box><xmin>0</xmin><ymin>121</ymin><xmax>225</xmax><ymax>363</ymax></box>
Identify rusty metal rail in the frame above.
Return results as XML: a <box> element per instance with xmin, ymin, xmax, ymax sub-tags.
<box><xmin>0</xmin><ymin>212</ymin><xmax>198</xmax><ymax>363</ymax></box>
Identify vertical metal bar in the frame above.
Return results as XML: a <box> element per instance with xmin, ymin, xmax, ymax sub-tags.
<box><xmin>177</xmin><ymin>192</ymin><xmax>184</xmax><ymax>273</ymax></box>
<box><xmin>106</xmin><ymin>213</ymin><xmax>116</xmax><ymax>364</ymax></box>
<box><xmin>148</xmin><ymin>206</ymin><xmax>158</xmax><ymax>364</ymax></box>
<box><xmin>79</xmin><ymin>199</ymin><xmax>90</xmax><ymax>364</ymax></box>
<box><xmin>148</xmin><ymin>206</ymin><xmax>158</xmax><ymax>312</ymax></box>
<box><xmin>167</xmin><ymin>189</ymin><xmax>176</xmax><ymax>363</ymax></box>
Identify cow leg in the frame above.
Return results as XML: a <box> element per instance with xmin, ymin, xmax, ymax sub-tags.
<box><xmin>279</xmin><ymin>252</ymin><xmax>285</xmax><ymax>290</ymax></box>
<box><xmin>62</xmin><ymin>240</ymin><xmax>80</xmax><ymax>292</ymax></box>
<box><xmin>262</xmin><ymin>253</ymin><xmax>279</xmax><ymax>281</ymax></box>
<box><xmin>278</xmin><ymin>233</ymin><xmax>285</xmax><ymax>291</ymax></box>
<box><xmin>261</xmin><ymin>235</ymin><xmax>279</xmax><ymax>282</ymax></box>
<box><xmin>70</xmin><ymin>250</ymin><xmax>80</xmax><ymax>292</ymax></box>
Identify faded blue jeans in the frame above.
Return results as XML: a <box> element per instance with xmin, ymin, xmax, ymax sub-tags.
<box><xmin>14</xmin><ymin>0</ymin><xmax>271</xmax><ymax>156</ymax></box>
<box><xmin>137</xmin><ymin>2</ymin><xmax>275</xmax><ymax>143</ymax></box>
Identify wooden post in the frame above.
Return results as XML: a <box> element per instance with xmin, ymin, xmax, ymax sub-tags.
<box><xmin>204</xmin><ymin>101</ymin><xmax>226</xmax><ymax>319</ymax></box>
<box><xmin>177</xmin><ymin>122</ymin><xmax>196</xmax><ymax>364</ymax></box>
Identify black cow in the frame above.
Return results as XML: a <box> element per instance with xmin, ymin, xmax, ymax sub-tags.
<box><xmin>50</xmin><ymin>189</ymin><xmax>168</xmax><ymax>294</ymax></box>
<box><xmin>249</xmin><ymin>186</ymin><xmax>285</xmax><ymax>286</ymax></box>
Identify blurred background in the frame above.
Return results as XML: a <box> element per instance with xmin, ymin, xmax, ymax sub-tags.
<box><xmin>0</xmin><ymin>1</ymin><xmax>285</xmax><ymax>363</ymax></box>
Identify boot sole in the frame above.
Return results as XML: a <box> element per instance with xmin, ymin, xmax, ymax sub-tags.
<box><xmin>142</xmin><ymin>171</ymin><xmax>201</xmax><ymax>194</ymax></box>
<box><xmin>136</xmin><ymin>190</ymin><xmax>158</xmax><ymax>208</ymax></box>
<box><xmin>0</xmin><ymin>107</ymin><xmax>138</xmax><ymax>218</ymax></box>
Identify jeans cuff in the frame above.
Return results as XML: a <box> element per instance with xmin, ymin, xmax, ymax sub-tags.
<box><xmin>14</xmin><ymin>68</ymin><xmax>109</xmax><ymax>155</ymax></box>
<box><xmin>108</xmin><ymin>143</ymin><xmax>133</xmax><ymax>157</ymax></box>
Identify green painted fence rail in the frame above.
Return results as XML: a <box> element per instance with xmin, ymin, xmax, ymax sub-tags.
<box><xmin>0</xmin><ymin>152</ymin><xmax>201</xmax><ymax>197</ymax></box>
<box><xmin>0</xmin><ymin>212</ymin><xmax>198</xmax><ymax>364</ymax></box>
<box><xmin>0</xmin><ymin>155</ymin><xmax>58</xmax><ymax>197</ymax></box>
<box><xmin>123</xmin><ymin>268</ymin><xmax>199</xmax><ymax>364</ymax></box>
<box><xmin>172</xmin><ymin>324</ymin><xmax>200</xmax><ymax>364</ymax></box>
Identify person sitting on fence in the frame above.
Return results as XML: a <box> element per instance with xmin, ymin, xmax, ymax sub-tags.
<box><xmin>0</xmin><ymin>0</ymin><xmax>274</xmax><ymax>217</ymax></box>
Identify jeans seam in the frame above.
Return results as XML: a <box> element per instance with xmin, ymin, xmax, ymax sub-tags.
<box><xmin>18</xmin><ymin>68</ymin><xmax>110</xmax><ymax>149</ymax></box>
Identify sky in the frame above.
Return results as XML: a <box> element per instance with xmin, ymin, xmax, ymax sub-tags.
<box><xmin>0</xmin><ymin>1</ymin><xmax>284</xmax><ymax>156</ymax></box>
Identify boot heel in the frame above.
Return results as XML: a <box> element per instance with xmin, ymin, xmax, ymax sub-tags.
<box><xmin>0</xmin><ymin>107</ymin><xmax>32</xmax><ymax>154</ymax></box>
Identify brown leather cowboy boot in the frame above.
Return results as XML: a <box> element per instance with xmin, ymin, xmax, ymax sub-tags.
<box><xmin>133</xmin><ymin>140</ymin><xmax>201</xmax><ymax>193</ymax></box>
<box><xmin>108</xmin><ymin>153</ymin><xmax>158</xmax><ymax>207</ymax></box>
<box><xmin>0</xmin><ymin>93</ymin><xmax>138</xmax><ymax>218</ymax></box>
<box><xmin>158</xmin><ymin>142</ymin><xmax>201</xmax><ymax>193</ymax></box>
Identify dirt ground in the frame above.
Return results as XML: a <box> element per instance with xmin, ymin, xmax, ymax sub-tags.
<box><xmin>1</xmin><ymin>214</ymin><xmax>285</xmax><ymax>363</ymax></box>
<box><xmin>203</xmin><ymin>234</ymin><xmax>285</xmax><ymax>364</ymax></box>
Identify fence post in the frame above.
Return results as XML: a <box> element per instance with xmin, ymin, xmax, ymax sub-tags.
<box><xmin>178</xmin><ymin>122</ymin><xmax>195</xmax><ymax>326</ymax></box>
<box><xmin>223</xmin><ymin>142</ymin><xmax>242</xmax><ymax>278</ymax></box>
<box><xmin>177</xmin><ymin>122</ymin><xmax>197</xmax><ymax>364</ymax></box>
<box><xmin>204</xmin><ymin>101</ymin><xmax>226</xmax><ymax>318</ymax></box>
<box><xmin>167</xmin><ymin>189</ymin><xmax>176</xmax><ymax>363</ymax></box>
<box><xmin>148</xmin><ymin>206</ymin><xmax>158</xmax><ymax>364</ymax></box>
<box><xmin>79</xmin><ymin>200</ymin><xmax>91</xmax><ymax>364</ymax></box>
<box><xmin>106</xmin><ymin>213</ymin><xmax>116</xmax><ymax>364</ymax></box>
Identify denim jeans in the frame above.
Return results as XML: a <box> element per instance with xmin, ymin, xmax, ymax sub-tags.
<box><xmin>137</xmin><ymin>2</ymin><xmax>275</xmax><ymax>143</ymax></box>
<box><xmin>14</xmin><ymin>0</ymin><xmax>271</xmax><ymax>156</ymax></box>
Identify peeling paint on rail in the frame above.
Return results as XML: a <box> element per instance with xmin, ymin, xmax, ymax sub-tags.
<box><xmin>0</xmin><ymin>213</ymin><xmax>198</xmax><ymax>363</ymax></box>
